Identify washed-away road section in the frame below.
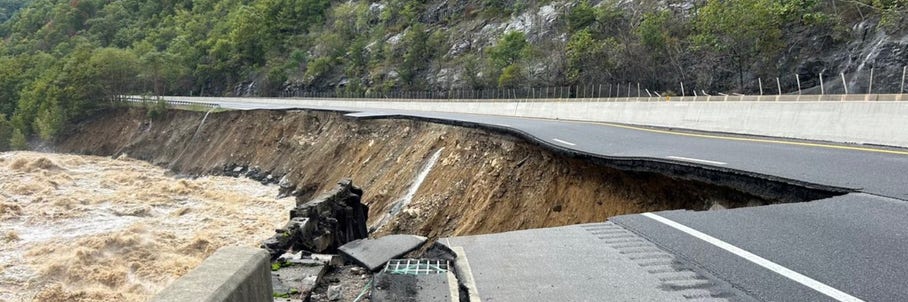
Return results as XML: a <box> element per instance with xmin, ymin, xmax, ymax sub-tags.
<box><xmin>161</xmin><ymin>97</ymin><xmax>907</xmax><ymax>301</ymax></box>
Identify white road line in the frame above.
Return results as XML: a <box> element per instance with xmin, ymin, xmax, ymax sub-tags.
<box><xmin>665</xmin><ymin>155</ymin><xmax>727</xmax><ymax>165</ymax></box>
<box><xmin>641</xmin><ymin>213</ymin><xmax>864</xmax><ymax>302</ymax></box>
<box><xmin>446</xmin><ymin>270</ymin><xmax>461</xmax><ymax>302</ymax></box>
<box><xmin>449</xmin><ymin>245</ymin><xmax>482</xmax><ymax>302</ymax></box>
<box><xmin>552</xmin><ymin>138</ymin><xmax>577</xmax><ymax>146</ymax></box>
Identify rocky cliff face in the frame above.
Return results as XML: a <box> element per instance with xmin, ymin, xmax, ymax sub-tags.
<box><xmin>290</xmin><ymin>0</ymin><xmax>907</xmax><ymax>96</ymax></box>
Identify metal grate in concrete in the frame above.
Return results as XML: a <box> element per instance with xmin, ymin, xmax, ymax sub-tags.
<box><xmin>382</xmin><ymin>259</ymin><xmax>449</xmax><ymax>275</ymax></box>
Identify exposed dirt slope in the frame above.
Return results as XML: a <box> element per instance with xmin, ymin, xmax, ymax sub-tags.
<box><xmin>58</xmin><ymin>108</ymin><xmax>768</xmax><ymax>240</ymax></box>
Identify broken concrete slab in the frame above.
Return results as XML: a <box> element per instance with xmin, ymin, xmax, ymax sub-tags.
<box><xmin>271</xmin><ymin>262</ymin><xmax>328</xmax><ymax>300</ymax></box>
<box><xmin>339</xmin><ymin>235</ymin><xmax>428</xmax><ymax>271</ymax></box>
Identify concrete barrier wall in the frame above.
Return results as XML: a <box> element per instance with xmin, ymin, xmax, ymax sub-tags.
<box><xmin>164</xmin><ymin>95</ymin><xmax>908</xmax><ymax>148</ymax></box>
<box><xmin>151</xmin><ymin>247</ymin><xmax>272</xmax><ymax>302</ymax></box>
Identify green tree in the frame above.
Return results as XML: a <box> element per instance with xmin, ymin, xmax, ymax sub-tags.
<box><xmin>638</xmin><ymin>10</ymin><xmax>688</xmax><ymax>80</ymax></box>
<box><xmin>34</xmin><ymin>102</ymin><xmax>63</xmax><ymax>141</ymax></box>
<box><xmin>304</xmin><ymin>57</ymin><xmax>334</xmax><ymax>84</ymax></box>
<box><xmin>498</xmin><ymin>64</ymin><xmax>523</xmax><ymax>88</ymax></box>
<box><xmin>568</xmin><ymin>1</ymin><xmax>596</xmax><ymax>31</ymax></box>
<box><xmin>89</xmin><ymin>48</ymin><xmax>140</xmax><ymax>102</ymax></box>
<box><xmin>868</xmin><ymin>0</ymin><xmax>908</xmax><ymax>32</ymax></box>
<box><xmin>488</xmin><ymin>31</ymin><xmax>530</xmax><ymax>70</ymax></box>
<box><xmin>140</xmin><ymin>50</ymin><xmax>184</xmax><ymax>96</ymax></box>
<box><xmin>694</xmin><ymin>0</ymin><xmax>786</xmax><ymax>91</ymax></box>
<box><xmin>565</xmin><ymin>29</ymin><xmax>619</xmax><ymax>84</ymax></box>
<box><xmin>9</xmin><ymin>127</ymin><xmax>26</xmax><ymax>150</ymax></box>
<box><xmin>399</xmin><ymin>24</ymin><xmax>437</xmax><ymax>87</ymax></box>
<box><xmin>0</xmin><ymin>113</ymin><xmax>12</xmax><ymax>150</ymax></box>
<box><xmin>591</xmin><ymin>0</ymin><xmax>625</xmax><ymax>37</ymax></box>
<box><xmin>0</xmin><ymin>0</ymin><xmax>27</xmax><ymax>23</ymax></box>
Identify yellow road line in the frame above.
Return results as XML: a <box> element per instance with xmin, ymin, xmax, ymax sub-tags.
<box><xmin>594</xmin><ymin>122</ymin><xmax>908</xmax><ymax>156</ymax></box>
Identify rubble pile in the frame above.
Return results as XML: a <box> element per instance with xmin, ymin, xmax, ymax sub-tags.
<box><xmin>262</xmin><ymin>179</ymin><xmax>369</xmax><ymax>258</ymax></box>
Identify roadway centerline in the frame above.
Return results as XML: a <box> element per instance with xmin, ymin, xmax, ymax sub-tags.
<box><xmin>641</xmin><ymin>213</ymin><xmax>865</xmax><ymax>302</ymax></box>
<box><xmin>665</xmin><ymin>156</ymin><xmax>727</xmax><ymax>165</ymax></box>
<box><xmin>552</xmin><ymin>138</ymin><xmax>577</xmax><ymax>146</ymax></box>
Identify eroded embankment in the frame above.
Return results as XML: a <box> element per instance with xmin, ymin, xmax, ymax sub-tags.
<box><xmin>58</xmin><ymin>108</ymin><xmax>822</xmax><ymax>240</ymax></box>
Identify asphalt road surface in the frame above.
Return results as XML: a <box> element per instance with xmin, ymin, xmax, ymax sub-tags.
<box><xmin>169</xmin><ymin>97</ymin><xmax>907</xmax><ymax>301</ymax></box>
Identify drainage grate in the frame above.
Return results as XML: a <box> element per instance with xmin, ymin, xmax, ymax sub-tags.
<box><xmin>383</xmin><ymin>259</ymin><xmax>449</xmax><ymax>275</ymax></box>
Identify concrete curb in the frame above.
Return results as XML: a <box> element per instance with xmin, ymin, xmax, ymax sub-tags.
<box><xmin>161</xmin><ymin>96</ymin><xmax>908</xmax><ymax>148</ymax></box>
<box><xmin>151</xmin><ymin>247</ymin><xmax>273</xmax><ymax>302</ymax></box>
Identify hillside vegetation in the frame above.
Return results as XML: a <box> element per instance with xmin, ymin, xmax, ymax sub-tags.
<box><xmin>0</xmin><ymin>0</ymin><xmax>906</xmax><ymax>149</ymax></box>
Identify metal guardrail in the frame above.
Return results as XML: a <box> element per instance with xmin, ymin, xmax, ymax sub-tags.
<box><xmin>121</xmin><ymin>96</ymin><xmax>221</xmax><ymax>108</ymax></box>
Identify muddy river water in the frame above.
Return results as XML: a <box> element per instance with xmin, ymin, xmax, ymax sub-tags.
<box><xmin>0</xmin><ymin>152</ymin><xmax>293</xmax><ymax>301</ymax></box>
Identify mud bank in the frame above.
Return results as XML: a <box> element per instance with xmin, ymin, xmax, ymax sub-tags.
<box><xmin>58</xmin><ymin>108</ymin><xmax>826</xmax><ymax>240</ymax></box>
<box><xmin>0</xmin><ymin>152</ymin><xmax>293</xmax><ymax>302</ymax></box>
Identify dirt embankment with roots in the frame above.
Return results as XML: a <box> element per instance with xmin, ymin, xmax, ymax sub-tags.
<box><xmin>57</xmin><ymin>108</ymin><xmax>770</xmax><ymax>239</ymax></box>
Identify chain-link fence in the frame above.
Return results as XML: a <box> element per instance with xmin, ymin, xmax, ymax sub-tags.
<box><xmin>275</xmin><ymin>65</ymin><xmax>908</xmax><ymax>101</ymax></box>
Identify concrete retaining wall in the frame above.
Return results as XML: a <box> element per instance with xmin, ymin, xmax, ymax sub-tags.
<box><xmin>151</xmin><ymin>247</ymin><xmax>272</xmax><ymax>302</ymax></box>
<box><xmin>164</xmin><ymin>95</ymin><xmax>908</xmax><ymax>148</ymax></box>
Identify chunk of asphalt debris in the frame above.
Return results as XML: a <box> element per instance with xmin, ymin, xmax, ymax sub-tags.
<box><xmin>338</xmin><ymin>235</ymin><xmax>428</xmax><ymax>271</ymax></box>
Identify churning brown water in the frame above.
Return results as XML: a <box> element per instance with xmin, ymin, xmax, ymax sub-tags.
<box><xmin>0</xmin><ymin>152</ymin><xmax>293</xmax><ymax>302</ymax></box>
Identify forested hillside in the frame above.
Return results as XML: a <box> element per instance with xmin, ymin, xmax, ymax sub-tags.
<box><xmin>0</xmin><ymin>0</ymin><xmax>906</xmax><ymax>150</ymax></box>
<box><xmin>0</xmin><ymin>0</ymin><xmax>26</xmax><ymax>23</ymax></box>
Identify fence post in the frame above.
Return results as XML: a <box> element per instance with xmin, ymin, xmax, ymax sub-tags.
<box><xmin>796</xmin><ymin>74</ymin><xmax>802</xmax><ymax>95</ymax></box>
<box><xmin>841</xmin><ymin>72</ymin><xmax>848</xmax><ymax>95</ymax></box>
<box><xmin>776</xmin><ymin>77</ymin><xmax>781</xmax><ymax>96</ymax></box>
<box><xmin>902</xmin><ymin>66</ymin><xmax>906</xmax><ymax>93</ymax></box>
<box><xmin>597</xmin><ymin>84</ymin><xmax>602</xmax><ymax>101</ymax></box>
<box><xmin>758</xmin><ymin>78</ymin><xmax>764</xmax><ymax>95</ymax></box>
<box><xmin>617</xmin><ymin>83</ymin><xmax>621</xmax><ymax>99</ymax></box>
<box><xmin>680</xmin><ymin>82</ymin><xmax>685</xmax><ymax>97</ymax></box>
<box><xmin>637</xmin><ymin>82</ymin><xmax>641</xmax><ymax>98</ymax></box>
<box><xmin>868</xmin><ymin>67</ymin><xmax>874</xmax><ymax>94</ymax></box>
<box><xmin>819</xmin><ymin>72</ymin><xmax>825</xmax><ymax>95</ymax></box>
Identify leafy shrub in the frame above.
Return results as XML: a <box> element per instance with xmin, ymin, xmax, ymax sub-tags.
<box><xmin>146</xmin><ymin>99</ymin><xmax>168</xmax><ymax>120</ymax></box>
